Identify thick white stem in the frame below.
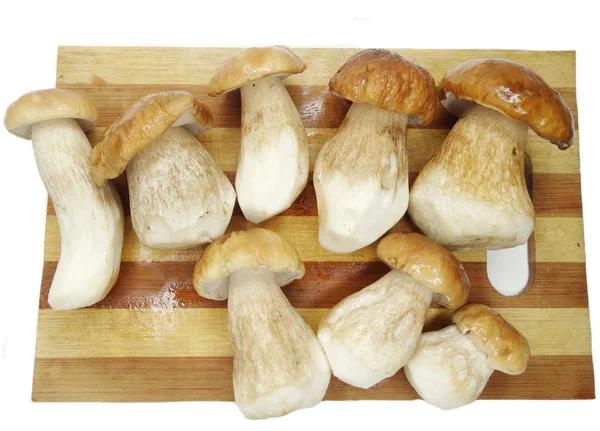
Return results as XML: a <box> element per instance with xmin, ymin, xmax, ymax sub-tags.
<box><xmin>237</xmin><ymin>76</ymin><xmax>309</xmax><ymax>224</ymax></box>
<box><xmin>32</xmin><ymin>118</ymin><xmax>124</xmax><ymax>310</ymax></box>
<box><xmin>317</xmin><ymin>270</ymin><xmax>432</xmax><ymax>389</ymax></box>
<box><xmin>314</xmin><ymin>103</ymin><xmax>409</xmax><ymax>253</ymax></box>
<box><xmin>127</xmin><ymin>127</ymin><xmax>236</xmax><ymax>249</ymax></box>
<box><xmin>227</xmin><ymin>267</ymin><xmax>330</xmax><ymax>419</ymax></box>
<box><xmin>404</xmin><ymin>324</ymin><xmax>494</xmax><ymax>410</ymax></box>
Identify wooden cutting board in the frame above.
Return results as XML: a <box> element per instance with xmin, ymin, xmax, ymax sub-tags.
<box><xmin>32</xmin><ymin>47</ymin><xmax>593</xmax><ymax>402</ymax></box>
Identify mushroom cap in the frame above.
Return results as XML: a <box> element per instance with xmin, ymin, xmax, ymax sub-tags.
<box><xmin>328</xmin><ymin>49</ymin><xmax>437</xmax><ymax>124</ymax></box>
<box><xmin>439</xmin><ymin>58</ymin><xmax>575</xmax><ymax>150</ymax></box>
<box><xmin>4</xmin><ymin>89</ymin><xmax>98</xmax><ymax>139</ymax></box>
<box><xmin>376</xmin><ymin>232</ymin><xmax>470</xmax><ymax>308</ymax></box>
<box><xmin>193</xmin><ymin>228</ymin><xmax>305</xmax><ymax>300</ymax></box>
<box><xmin>452</xmin><ymin>303</ymin><xmax>530</xmax><ymax>375</ymax></box>
<box><xmin>208</xmin><ymin>46</ymin><xmax>306</xmax><ymax>96</ymax></box>
<box><xmin>90</xmin><ymin>91</ymin><xmax>213</xmax><ymax>186</ymax></box>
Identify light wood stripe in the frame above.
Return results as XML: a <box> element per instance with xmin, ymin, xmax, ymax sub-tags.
<box><xmin>57</xmin><ymin>47</ymin><xmax>576</xmax><ymax>87</ymax></box>
<box><xmin>39</xmin><ymin>262</ymin><xmax>589</xmax><ymax>309</ymax></box>
<box><xmin>32</xmin><ymin>355</ymin><xmax>594</xmax><ymax>402</ymax></box>
<box><xmin>35</xmin><ymin>308</ymin><xmax>591</xmax><ymax>359</ymax></box>
<box><xmin>42</xmin><ymin>215</ymin><xmax>585</xmax><ymax>263</ymax></box>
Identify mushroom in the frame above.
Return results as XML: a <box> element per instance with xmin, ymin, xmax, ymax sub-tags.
<box><xmin>409</xmin><ymin>59</ymin><xmax>575</xmax><ymax>251</ymax></box>
<box><xmin>404</xmin><ymin>303</ymin><xmax>530</xmax><ymax>410</ymax></box>
<box><xmin>4</xmin><ymin>89</ymin><xmax>124</xmax><ymax>310</ymax></box>
<box><xmin>313</xmin><ymin>49</ymin><xmax>437</xmax><ymax>253</ymax></box>
<box><xmin>193</xmin><ymin>228</ymin><xmax>331</xmax><ymax>419</ymax></box>
<box><xmin>208</xmin><ymin>46</ymin><xmax>309</xmax><ymax>224</ymax></box>
<box><xmin>90</xmin><ymin>91</ymin><xmax>236</xmax><ymax>249</ymax></box>
<box><xmin>317</xmin><ymin>232</ymin><xmax>469</xmax><ymax>389</ymax></box>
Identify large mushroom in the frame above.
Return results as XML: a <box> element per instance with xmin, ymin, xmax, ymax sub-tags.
<box><xmin>313</xmin><ymin>49</ymin><xmax>437</xmax><ymax>253</ymax></box>
<box><xmin>409</xmin><ymin>59</ymin><xmax>575</xmax><ymax>251</ymax></box>
<box><xmin>4</xmin><ymin>89</ymin><xmax>124</xmax><ymax>310</ymax></box>
<box><xmin>404</xmin><ymin>303</ymin><xmax>530</xmax><ymax>410</ymax></box>
<box><xmin>208</xmin><ymin>46</ymin><xmax>309</xmax><ymax>224</ymax></box>
<box><xmin>90</xmin><ymin>91</ymin><xmax>235</xmax><ymax>249</ymax></box>
<box><xmin>193</xmin><ymin>228</ymin><xmax>331</xmax><ymax>419</ymax></box>
<box><xmin>317</xmin><ymin>232</ymin><xmax>469</xmax><ymax>389</ymax></box>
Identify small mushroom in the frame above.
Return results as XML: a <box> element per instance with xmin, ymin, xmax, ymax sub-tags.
<box><xmin>409</xmin><ymin>59</ymin><xmax>575</xmax><ymax>250</ymax></box>
<box><xmin>193</xmin><ymin>228</ymin><xmax>331</xmax><ymax>419</ymax></box>
<box><xmin>405</xmin><ymin>303</ymin><xmax>530</xmax><ymax>410</ymax></box>
<box><xmin>208</xmin><ymin>46</ymin><xmax>309</xmax><ymax>224</ymax></box>
<box><xmin>317</xmin><ymin>232</ymin><xmax>469</xmax><ymax>389</ymax></box>
<box><xmin>4</xmin><ymin>89</ymin><xmax>124</xmax><ymax>310</ymax></box>
<box><xmin>313</xmin><ymin>49</ymin><xmax>437</xmax><ymax>253</ymax></box>
<box><xmin>90</xmin><ymin>91</ymin><xmax>235</xmax><ymax>249</ymax></box>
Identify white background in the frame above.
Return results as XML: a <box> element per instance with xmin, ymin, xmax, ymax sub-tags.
<box><xmin>0</xmin><ymin>1</ymin><xmax>598</xmax><ymax>429</ymax></box>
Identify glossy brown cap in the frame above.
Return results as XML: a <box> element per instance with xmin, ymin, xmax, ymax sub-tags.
<box><xmin>5</xmin><ymin>89</ymin><xmax>98</xmax><ymax>139</ymax></box>
<box><xmin>208</xmin><ymin>46</ymin><xmax>306</xmax><ymax>96</ymax></box>
<box><xmin>439</xmin><ymin>58</ymin><xmax>575</xmax><ymax>150</ymax></box>
<box><xmin>329</xmin><ymin>49</ymin><xmax>437</xmax><ymax>124</ymax></box>
<box><xmin>193</xmin><ymin>228</ymin><xmax>305</xmax><ymax>300</ymax></box>
<box><xmin>376</xmin><ymin>232</ymin><xmax>470</xmax><ymax>308</ymax></box>
<box><xmin>452</xmin><ymin>304</ymin><xmax>530</xmax><ymax>375</ymax></box>
<box><xmin>90</xmin><ymin>91</ymin><xmax>212</xmax><ymax>186</ymax></box>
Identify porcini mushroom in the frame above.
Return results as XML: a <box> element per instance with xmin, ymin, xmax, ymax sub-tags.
<box><xmin>193</xmin><ymin>228</ymin><xmax>331</xmax><ymax>419</ymax></box>
<box><xmin>405</xmin><ymin>303</ymin><xmax>530</xmax><ymax>410</ymax></box>
<box><xmin>4</xmin><ymin>89</ymin><xmax>124</xmax><ymax>310</ymax></box>
<box><xmin>317</xmin><ymin>232</ymin><xmax>469</xmax><ymax>389</ymax></box>
<box><xmin>208</xmin><ymin>46</ymin><xmax>309</xmax><ymax>224</ymax></box>
<box><xmin>90</xmin><ymin>91</ymin><xmax>235</xmax><ymax>249</ymax></box>
<box><xmin>409</xmin><ymin>58</ymin><xmax>575</xmax><ymax>251</ymax></box>
<box><xmin>313</xmin><ymin>49</ymin><xmax>437</xmax><ymax>253</ymax></box>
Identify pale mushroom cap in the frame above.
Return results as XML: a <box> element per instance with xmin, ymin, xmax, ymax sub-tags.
<box><xmin>4</xmin><ymin>89</ymin><xmax>98</xmax><ymax>139</ymax></box>
<box><xmin>208</xmin><ymin>46</ymin><xmax>306</xmax><ymax>96</ymax></box>
<box><xmin>193</xmin><ymin>228</ymin><xmax>305</xmax><ymax>300</ymax></box>
<box><xmin>329</xmin><ymin>49</ymin><xmax>437</xmax><ymax>124</ymax></box>
<box><xmin>90</xmin><ymin>91</ymin><xmax>213</xmax><ymax>185</ymax></box>
<box><xmin>377</xmin><ymin>232</ymin><xmax>470</xmax><ymax>308</ymax></box>
<box><xmin>440</xmin><ymin>58</ymin><xmax>575</xmax><ymax>149</ymax></box>
<box><xmin>452</xmin><ymin>303</ymin><xmax>530</xmax><ymax>375</ymax></box>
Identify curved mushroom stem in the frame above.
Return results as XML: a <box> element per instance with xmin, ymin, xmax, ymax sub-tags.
<box><xmin>237</xmin><ymin>76</ymin><xmax>309</xmax><ymax>224</ymax></box>
<box><xmin>32</xmin><ymin>118</ymin><xmax>124</xmax><ymax>310</ymax></box>
<box><xmin>127</xmin><ymin>127</ymin><xmax>235</xmax><ymax>249</ymax></box>
<box><xmin>409</xmin><ymin>104</ymin><xmax>533</xmax><ymax>250</ymax></box>
<box><xmin>404</xmin><ymin>324</ymin><xmax>494</xmax><ymax>410</ymax></box>
<box><xmin>314</xmin><ymin>102</ymin><xmax>409</xmax><ymax>253</ymax></box>
<box><xmin>317</xmin><ymin>270</ymin><xmax>432</xmax><ymax>389</ymax></box>
<box><xmin>227</xmin><ymin>267</ymin><xmax>330</xmax><ymax>419</ymax></box>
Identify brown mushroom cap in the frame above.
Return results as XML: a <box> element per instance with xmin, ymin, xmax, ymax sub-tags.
<box><xmin>193</xmin><ymin>228</ymin><xmax>305</xmax><ymax>300</ymax></box>
<box><xmin>208</xmin><ymin>46</ymin><xmax>306</xmax><ymax>96</ymax></box>
<box><xmin>328</xmin><ymin>49</ymin><xmax>437</xmax><ymax>124</ymax></box>
<box><xmin>439</xmin><ymin>58</ymin><xmax>575</xmax><ymax>150</ymax></box>
<box><xmin>452</xmin><ymin>303</ymin><xmax>530</xmax><ymax>375</ymax></box>
<box><xmin>5</xmin><ymin>89</ymin><xmax>98</xmax><ymax>139</ymax></box>
<box><xmin>90</xmin><ymin>91</ymin><xmax>213</xmax><ymax>186</ymax></box>
<box><xmin>376</xmin><ymin>232</ymin><xmax>470</xmax><ymax>308</ymax></box>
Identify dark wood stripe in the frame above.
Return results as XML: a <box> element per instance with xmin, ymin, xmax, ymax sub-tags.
<box><xmin>46</xmin><ymin>173</ymin><xmax>582</xmax><ymax>218</ymax></box>
<box><xmin>39</xmin><ymin>261</ymin><xmax>588</xmax><ymax>310</ymax></box>
<box><xmin>32</xmin><ymin>355</ymin><xmax>594</xmax><ymax>402</ymax></box>
<box><xmin>57</xmin><ymin>84</ymin><xmax>578</xmax><ymax>129</ymax></box>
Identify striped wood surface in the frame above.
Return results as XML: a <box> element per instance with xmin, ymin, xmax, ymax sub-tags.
<box><xmin>32</xmin><ymin>47</ymin><xmax>593</xmax><ymax>402</ymax></box>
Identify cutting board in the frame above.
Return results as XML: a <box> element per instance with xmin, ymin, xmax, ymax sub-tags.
<box><xmin>32</xmin><ymin>47</ymin><xmax>593</xmax><ymax>402</ymax></box>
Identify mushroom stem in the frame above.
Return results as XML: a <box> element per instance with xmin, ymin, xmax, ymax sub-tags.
<box><xmin>409</xmin><ymin>104</ymin><xmax>533</xmax><ymax>250</ymax></box>
<box><xmin>32</xmin><ymin>118</ymin><xmax>124</xmax><ymax>310</ymax></box>
<box><xmin>237</xmin><ymin>76</ymin><xmax>309</xmax><ymax>224</ymax></box>
<box><xmin>227</xmin><ymin>267</ymin><xmax>330</xmax><ymax>419</ymax></box>
<box><xmin>126</xmin><ymin>127</ymin><xmax>234</xmax><ymax>249</ymax></box>
<box><xmin>404</xmin><ymin>325</ymin><xmax>494</xmax><ymax>410</ymax></box>
<box><xmin>314</xmin><ymin>102</ymin><xmax>409</xmax><ymax>253</ymax></box>
<box><xmin>317</xmin><ymin>270</ymin><xmax>432</xmax><ymax>389</ymax></box>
